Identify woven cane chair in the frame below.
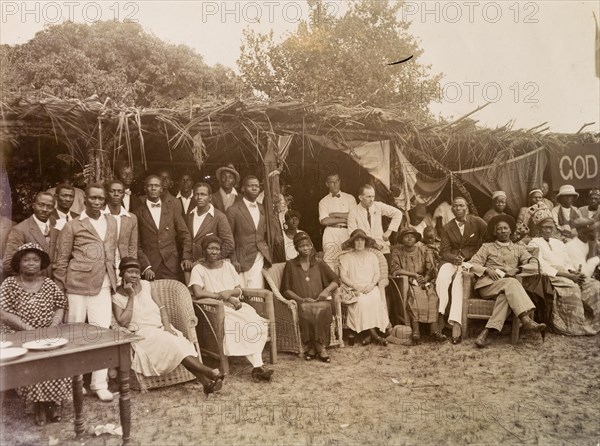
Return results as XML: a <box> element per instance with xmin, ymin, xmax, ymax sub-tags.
<box><xmin>262</xmin><ymin>263</ymin><xmax>344</xmax><ymax>356</ymax></box>
<box><xmin>194</xmin><ymin>288</ymin><xmax>277</xmax><ymax>374</ymax></box>
<box><xmin>111</xmin><ymin>280</ymin><xmax>201</xmax><ymax>392</ymax></box>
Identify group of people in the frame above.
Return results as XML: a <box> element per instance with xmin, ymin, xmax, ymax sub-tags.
<box><xmin>0</xmin><ymin>162</ymin><xmax>599</xmax><ymax>428</ymax></box>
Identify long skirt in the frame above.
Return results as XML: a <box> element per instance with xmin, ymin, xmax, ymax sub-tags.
<box><xmin>298</xmin><ymin>301</ymin><xmax>333</xmax><ymax>346</ymax></box>
<box><xmin>406</xmin><ymin>283</ymin><xmax>438</xmax><ymax>323</ymax></box>
<box><xmin>346</xmin><ymin>288</ymin><xmax>389</xmax><ymax>333</ymax></box>
<box><xmin>224</xmin><ymin>303</ymin><xmax>269</xmax><ymax>356</ymax></box>
<box><xmin>550</xmin><ymin>276</ymin><xmax>600</xmax><ymax>335</ymax></box>
<box><xmin>17</xmin><ymin>379</ymin><xmax>71</xmax><ymax>404</ymax></box>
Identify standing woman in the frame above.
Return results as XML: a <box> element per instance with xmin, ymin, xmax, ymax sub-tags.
<box><xmin>0</xmin><ymin>243</ymin><xmax>70</xmax><ymax>426</ymax></box>
<box><xmin>281</xmin><ymin>232</ymin><xmax>340</xmax><ymax>362</ymax></box>
<box><xmin>282</xmin><ymin>210</ymin><xmax>304</xmax><ymax>261</ymax></box>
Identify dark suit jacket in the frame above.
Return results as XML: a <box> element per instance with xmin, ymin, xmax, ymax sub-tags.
<box><xmin>133</xmin><ymin>199</ymin><xmax>192</xmax><ymax>277</ymax></box>
<box><xmin>48</xmin><ymin>209</ymin><xmax>80</xmax><ymax>228</ymax></box>
<box><xmin>185</xmin><ymin>207</ymin><xmax>234</xmax><ymax>262</ymax></box>
<box><xmin>53</xmin><ymin>215</ymin><xmax>118</xmax><ymax>295</ymax></box>
<box><xmin>226</xmin><ymin>200</ymin><xmax>272</xmax><ymax>272</ymax></box>
<box><xmin>211</xmin><ymin>189</ymin><xmax>242</xmax><ymax>214</ymax></box>
<box><xmin>2</xmin><ymin>216</ymin><xmax>59</xmax><ymax>278</ymax></box>
<box><xmin>177</xmin><ymin>193</ymin><xmax>197</xmax><ymax>216</ymax></box>
<box><xmin>439</xmin><ymin>215</ymin><xmax>487</xmax><ymax>264</ymax></box>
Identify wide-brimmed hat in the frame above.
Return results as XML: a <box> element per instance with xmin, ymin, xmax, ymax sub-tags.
<box><xmin>556</xmin><ymin>184</ymin><xmax>579</xmax><ymax>198</ymax></box>
<box><xmin>487</xmin><ymin>214</ymin><xmax>516</xmax><ymax>239</ymax></box>
<box><xmin>342</xmin><ymin>229</ymin><xmax>380</xmax><ymax>250</ymax></box>
<box><xmin>398</xmin><ymin>226</ymin><xmax>422</xmax><ymax>243</ymax></box>
<box><xmin>530</xmin><ymin>208</ymin><xmax>554</xmax><ymax>227</ymax></box>
<box><xmin>119</xmin><ymin>257</ymin><xmax>140</xmax><ymax>275</ymax></box>
<box><xmin>11</xmin><ymin>242</ymin><xmax>50</xmax><ymax>273</ymax></box>
<box><xmin>215</xmin><ymin>164</ymin><xmax>240</xmax><ymax>184</ymax></box>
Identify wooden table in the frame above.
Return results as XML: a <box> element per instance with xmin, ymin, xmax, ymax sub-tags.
<box><xmin>0</xmin><ymin>323</ymin><xmax>140</xmax><ymax>445</ymax></box>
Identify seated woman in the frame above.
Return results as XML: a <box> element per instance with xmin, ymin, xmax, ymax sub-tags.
<box><xmin>281</xmin><ymin>232</ymin><xmax>339</xmax><ymax>362</ymax></box>
<box><xmin>112</xmin><ymin>257</ymin><xmax>224</xmax><ymax>395</ymax></box>
<box><xmin>483</xmin><ymin>191</ymin><xmax>508</xmax><ymax>223</ymax></box>
<box><xmin>528</xmin><ymin>209</ymin><xmax>600</xmax><ymax>335</ymax></box>
<box><xmin>188</xmin><ymin>235</ymin><xmax>273</xmax><ymax>382</ymax></box>
<box><xmin>338</xmin><ymin>229</ymin><xmax>390</xmax><ymax>346</ymax></box>
<box><xmin>390</xmin><ymin>227</ymin><xmax>447</xmax><ymax>344</ymax></box>
<box><xmin>515</xmin><ymin>188</ymin><xmax>555</xmax><ymax>242</ymax></box>
<box><xmin>0</xmin><ymin>243</ymin><xmax>70</xmax><ymax>425</ymax></box>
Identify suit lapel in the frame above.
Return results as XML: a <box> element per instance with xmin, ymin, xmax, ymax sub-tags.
<box><xmin>27</xmin><ymin>217</ymin><xmax>47</xmax><ymax>249</ymax></box>
<box><xmin>158</xmin><ymin>206</ymin><xmax>170</xmax><ymax>232</ymax></box>
<box><xmin>80</xmin><ymin>217</ymin><xmax>102</xmax><ymax>241</ymax></box>
<box><xmin>462</xmin><ymin>219</ymin><xmax>475</xmax><ymax>242</ymax></box>
<box><xmin>448</xmin><ymin>220</ymin><xmax>462</xmax><ymax>244</ymax></box>
<box><xmin>239</xmin><ymin>202</ymin><xmax>256</xmax><ymax>230</ymax></box>
<box><xmin>139</xmin><ymin>203</ymin><xmax>159</xmax><ymax>231</ymax></box>
<box><xmin>197</xmin><ymin>213</ymin><xmax>214</xmax><ymax>238</ymax></box>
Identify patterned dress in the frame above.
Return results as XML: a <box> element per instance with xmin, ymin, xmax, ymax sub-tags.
<box><xmin>0</xmin><ymin>277</ymin><xmax>71</xmax><ymax>403</ymax></box>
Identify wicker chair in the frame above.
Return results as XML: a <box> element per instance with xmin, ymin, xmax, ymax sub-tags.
<box><xmin>194</xmin><ymin>288</ymin><xmax>277</xmax><ymax>374</ymax></box>
<box><xmin>388</xmin><ymin>275</ymin><xmax>409</xmax><ymax>325</ymax></box>
<box><xmin>111</xmin><ymin>280</ymin><xmax>202</xmax><ymax>392</ymax></box>
<box><xmin>262</xmin><ymin>263</ymin><xmax>344</xmax><ymax>356</ymax></box>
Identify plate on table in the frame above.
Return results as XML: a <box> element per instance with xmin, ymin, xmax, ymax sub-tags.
<box><xmin>0</xmin><ymin>341</ymin><xmax>13</xmax><ymax>348</ymax></box>
<box><xmin>0</xmin><ymin>347</ymin><xmax>28</xmax><ymax>361</ymax></box>
<box><xmin>22</xmin><ymin>338</ymin><xmax>68</xmax><ymax>351</ymax></box>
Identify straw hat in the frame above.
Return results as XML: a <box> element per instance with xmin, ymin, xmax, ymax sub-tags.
<box><xmin>342</xmin><ymin>229</ymin><xmax>380</xmax><ymax>250</ymax></box>
<box><xmin>556</xmin><ymin>185</ymin><xmax>579</xmax><ymax>198</ymax></box>
<box><xmin>215</xmin><ymin>164</ymin><xmax>240</xmax><ymax>184</ymax></box>
<box><xmin>11</xmin><ymin>243</ymin><xmax>50</xmax><ymax>273</ymax></box>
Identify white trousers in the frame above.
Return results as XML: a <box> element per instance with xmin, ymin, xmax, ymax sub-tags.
<box><xmin>240</xmin><ymin>252</ymin><xmax>264</xmax><ymax>289</ymax></box>
<box><xmin>435</xmin><ymin>263</ymin><xmax>465</xmax><ymax>326</ymax></box>
<box><xmin>67</xmin><ymin>285</ymin><xmax>113</xmax><ymax>391</ymax></box>
<box><xmin>246</xmin><ymin>352</ymin><xmax>264</xmax><ymax>368</ymax></box>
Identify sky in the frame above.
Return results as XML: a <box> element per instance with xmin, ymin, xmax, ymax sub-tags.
<box><xmin>1</xmin><ymin>0</ymin><xmax>599</xmax><ymax>133</ymax></box>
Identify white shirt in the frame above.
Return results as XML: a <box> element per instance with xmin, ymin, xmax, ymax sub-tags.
<box><xmin>79</xmin><ymin>210</ymin><xmax>107</xmax><ymax>241</ymax></box>
<box><xmin>53</xmin><ymin>209</ymin><xmax>72</xmax><ymax>231</ymax></box>
<box><xmin>565</xmin><ymin>237</ymin><xmax>600</xmax><ymax>278</ymax></box>
<box><xmin>456</xmin><ymin>220</ymin><xmax>466</xmax><ymax>236</ymax></box>
<box><xmin>123</xmin><ymin>189</ymin><xmax>131</xmax><ymax>211</ymax></box>
<box><xmin>318</xmin><ymin>191</ymin><xmax>357</xmax><ymax>224</ymax></box>
<box><xmin>146</xmin><ymin>199</ymin><xmax>162</xmax><ymax>228</ymax></box>
<box><xmin>177</xmin><ymin>191</ymin><xmax>193</xmax><ymax>214</ymax></box>
<box><xmin>32</xmin><ymin>214</ymin><xmax>49</xmax><ymax>236</ymax></box>
<box><xmin>219</xmin><ymin>187</ymin><xmax>238</xmax><ymax>211</ymax></box>
<box><xmin>243</xmin><ymin>197</ymin><xmax>260</xmax><ymax>228</ymax></box>
<box><xmin>193</xmin><ymin>204</ymin><xmax>215</xmax><ymax>236</ymax></box>
<box><xmin>348</xmin><ymin>201</ymin><xmax>403</xmax><ymax>254</ymax></box>
<box><xmin>528</xmin><ymin>237</ymin><xmax>575</xmax><ymax>277</ymax></box>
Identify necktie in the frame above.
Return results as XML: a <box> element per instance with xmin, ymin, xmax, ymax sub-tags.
<box><xmin>332</xmin><ymin>194</ymin><xmax>340</xmax><ymax>198</ymax></box>
<box><xmin>65</xmin><ymin>214</ymin><xmax>69</xmax><ymax>222</ymax></box>
<box><xmin>151</xmin><ymin>202</ymin><xmax>161</xmax><ymax>208</ymax></box>
<box><xmin>43</xmin><ymin>223</ymin><xmax>50</xmax><ymax>243</ymax></box>
<box><xmin>367</xmin><ymin>209</ymin><xmax>371</xmax><ymax>227</ymax></box>
<box><xmin>457</xmin><ymin>221</ymin><xmax>464</xmax><ymax>228</ymax></box>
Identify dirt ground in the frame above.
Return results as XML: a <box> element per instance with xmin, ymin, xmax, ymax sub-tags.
<box><xmin>1</xmin><ymin>324</ymin><xmax>599</xmax><ymax>446</ymax></box>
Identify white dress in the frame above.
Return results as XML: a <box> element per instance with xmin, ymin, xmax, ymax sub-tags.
<box><xmin>189</xmin><ymin>262</ymin><xmax>269</xmax><ymax>357</ymax></box>
<box><xmin>339</xmin><ymin>250</ymin><xmax>389</xmax><ymax>332</ymax></box>
<box><xmin>112</xmin><ymin>281</ymin><xmax>198</xmax><ymax>377</ymax></box>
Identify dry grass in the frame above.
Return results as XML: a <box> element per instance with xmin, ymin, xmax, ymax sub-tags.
<box><xmin>1</xmin><ymin>326</ymin><xmax>599</xmax><ymax>446</ymax></box>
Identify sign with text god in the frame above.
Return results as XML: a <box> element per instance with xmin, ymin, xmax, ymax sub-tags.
<box><xmin>550</xmin><ymin>143</ymin><xmax>600</xmax><ymax>190</ymax></box>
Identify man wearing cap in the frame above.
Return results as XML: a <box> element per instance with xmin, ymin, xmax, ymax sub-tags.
<box><xmin>470</xmin><ymin>214</ymin><xmax>546</xmax><ymax>348</ymax></box>
<box><xmin>579</xmin><ymin>189</ymin><xmax>600</xmax><ymax>238</ymax></box>
<box><xmin>54</xmin><ymin>183</ymin><xmax>119</xmax><ymax>401</ymax></box>
<box><xmin>552</xmin><ymin>185</ymin><xmax>582</xmax><ymax>239</ymax></box>
<box><xmin>318</xmin><ymin>173</ymin><xmax>357</xmax><ymax>271</ymax></box>
<box><xmin>435</xmin><ymin>197</ymin><xmax>487</xmax><ymax>343</ymax></box>
<box><xmin>3</xmin><ymin>192</ymin><xmax>58</xmax><ymax>278</ymax></box>
<box><xmin>483</xmin><ymin>191</ymin><xmax>508</xmax><ymax>223</ymax></box>
<box><xmin>212</xmin><ymin>164</ymin><xmax>242</xmax><ymax>213</ymax></box>
<box><xmin>49</xmin><ymin>184</ymin><xmax>80</xmax><ymax>231</ymax></box>
<box><xmin>528</xmin><ymin>209</ymin><xmax>600</xmax><ymax>335</ymax></box>
<box><xmin>565</xmin><ymin>218</ymin><xmax>600</xmax><ymax>279</ymax></box>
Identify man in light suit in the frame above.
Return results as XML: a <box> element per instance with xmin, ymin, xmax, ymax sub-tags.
<box><xmin>49</xmin><ymin>183</ymin><xmax>80</xmax><ymax>230</ymax></box>
<box><xmin>133</xmin><ymin>175</ymin><xmax>192</xmax><ymax>281</ymax></box>
<box><xmin>226</xmin><ymin>175</ymin><xmax>272</xmax><ymax>288</ymax></box>
<box><xmin>3</xmin><ymin>192</ymin><xmax>59</xmax><ymax>278</ymax></box>
<box><xmin>211</xmin><ymin>164</ymin><xmax>242</xmax><ymax>213</ymax></box>
<box><xmin>54</xmin><ymin>184</ymin><xmax>118</xmax><ymax>402</ymax></box>
<box><xmin>435</xmin><ymin>196</ymin><xmax>487</xmax><ymax>344</ymax></box>
<box><xmin>185</xmin><ymin>182</ymin><xmax>234</xmax><ymax>263</ymax></box>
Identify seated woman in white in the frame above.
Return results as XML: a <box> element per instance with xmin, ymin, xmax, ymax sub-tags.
<box><xmin>112</xmin><ymin>257</ymin><xmax>224</xmax><ymax>396</ymax></box>
<box><xmin>189</xmin><ymin>235</ymin><xmax>273</xmax><ymax>382</ymax></box>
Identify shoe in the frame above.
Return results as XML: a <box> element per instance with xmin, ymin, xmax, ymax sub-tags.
<box><xmin>304</xmin><ymin>352</ymin><xmax>315</xmax><ymax>361</ymax></box>
<box><xmin>34</xmin><ymin>402</ymin><xmax>46</xmax><ymax>426</ymax></box>
<box><xmin>203</xmin><ymin>378</ymin><xmax>223</xmax><ymax>396</ymax></box>
<box><xmin>430</xmin><ymin>332</ymin><xmax>447</xmax><ymax>343</ymax></box>
<box><xmin>475</xmin><ymin>329</ymin><xmax>489</xmax><ymax>348</ymax></box>
<box><xmin>361</xmin><ymin>336</ymin><xmax>372</xmax><ymax>346</ymax></box>
<box><xmin>373</xmin><ymin>335</ymin><xmax>388</xmax><ymax>347</ymax></box>
<box><xmin>411</xmin><ymin>334</ymin><xmax>421</xmax><ymax>345</ymax></box>
<box><xmin>520</xmin><ymin>315</ymin><xmax>546</xmax><ymax>333</ymax></box>
<box><xmin>45</xmin><ymin>402</ymin><xmax>62</xmax><ymax>423</ymax></box>
<box><xmin>318</xmin><ymin>352</ymin><xmax>331</xmax><ymax>363</ymax></box>
<box><xmin>451</xmin><ymin>336</ymin><xmax>462</xmax><ymax>345</ymax></box>
<box><xmin>95</xmin><ymin>389</ymin><xmax>113</xmax><ymax>402</ymax></box>
<box><xmin>252</xmin><ymin>367</ymin><xmax>274</xmax><ymax>382</ymax></box>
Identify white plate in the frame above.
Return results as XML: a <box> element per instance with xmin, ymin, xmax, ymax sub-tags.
<box><xmin>0</xmin><ymin>347</ymin><xmax>28</xmax><ymax>361</ymax></box>
<box><xmin>0</xmin><ymin>341</ymin><xmax>13</xmax><ymax>348</ymax></box>
<box><xmin>22</xmin><ymin>338</ymin><xmax>68</xmax><ymax>351</ymax></box>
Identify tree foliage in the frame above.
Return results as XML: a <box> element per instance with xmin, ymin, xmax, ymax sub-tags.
<box><xmin>3</xmin><ymin>21</ymin><xmax>239</xmax><ymax>107</ymax></box>
<box><xmin>238</xmin><ymin>0</ymin><xmax>442</xmax><ymax>118</ymax></box>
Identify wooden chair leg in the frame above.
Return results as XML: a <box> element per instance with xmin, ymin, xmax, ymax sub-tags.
<box><xmin>511</xmin><ymin>316</ymin><xmax>520</xmax><ymax>345</ymax></box>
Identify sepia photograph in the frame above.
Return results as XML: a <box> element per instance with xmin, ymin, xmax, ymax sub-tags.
<box><xmin>0</xmin><ymin>1</ymin><xmax>599</xmax><ymax>445</ymax></box>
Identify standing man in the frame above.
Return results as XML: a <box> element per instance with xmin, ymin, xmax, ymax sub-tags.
<box><xmin>318</xmin><ymin>173</ymin><xmax>356</xmax><ymax>271</ymax></box>
<box><xmin>552</xmin><ymin>185</ymin><xmax>582</xmax><ymax>240</ymax></box>
<box><xmin>347</xmin><ymin>184</ymin><xmax>403</xmax><ymax>257</ymax></box>
<box><xmin>211</xmin><ymin>164</ymin><xmax>241</xmax><ymax>213</ymax></box>
<box><xmin>133</xmin><ymin>175</ymin><xmax>192</xmax><ymax>281</ymax></box>
<box><xmin>117</xmin><ymin>165</ymin><xmax>138</xmax><ymax>212</ymax></box>
<box><xmin>50</xmin><ymin>183</ymin><xmax>79</xmax><ymax>230</ymax></box>
<box><xmin>177</xmin><ymin>173</ymin><xmax>196</xmax><ymax>216</ymax></box>
<box><xmin>435</xmin><ymin>197</ymin><xmax>487</xmax><ymax>344</ymax></box>
<box><xmin>185</xmin><ymin>182</ymin><xmax>234</xmax><ymax>263</ymax></box>
<box><xmin>158</xmin><ymin>169</ymin><xmax>183</xmax><ymax>214</ymax></box>
<box><xmin>3</xmin><ymin>192</ymin><xmax>58</xmax><ymax>278</ymax></box>
<box><xmin>53</xmin><ymin>184</ymin><xmax>118</xmax><ymax>401</ymax></box>
<box><xmin>226</xmin><ymin>175</ymin><xmax>272</xmax><ymax>288</ymax></box>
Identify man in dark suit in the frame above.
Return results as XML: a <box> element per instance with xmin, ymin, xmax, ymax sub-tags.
<box><xmin>185</xmin><ymin>182</ymin><xmax>234</xmax><ymax>263</ymax></box>
<box><xmin>226</xmin><ymin>175</ymin><xmax>272</xmax><ymax>288</ymax></box>
<box><xmin>3</xmin><ymin>192</ymin><xmax>59</xmax><ymax>278</ymax></box>
<box><xmin>158</xmin><ymin>169</ymin><xmax>183</xmax><ymax>215</ymax></box>
<box><xmin>176</xmin><ymin>173</ymin><xmax>196</xmax><ymax>216</ymax></box>
<box><xmin>49</xmin><ymin>183</ymin><xmax>80</xmax><ymax>230</ymax></box>
<box><xmin>435</xmin><ymin>196</ymin><xmax>487</xmax><ymax>343</ymax></box>
<box><xmin>133</xmin><ymin>175</ymin><xmax>192</xmax><ymax>281</ymax></box>
<box><xmin>54</xmin><ymin>183</ymin><xmax>118</xmax><ymax>402</ymax></box>
<box><xmin>211</xmin><ymin>164</ymin><xmax>242</xmax><ymax>213</ymax></box>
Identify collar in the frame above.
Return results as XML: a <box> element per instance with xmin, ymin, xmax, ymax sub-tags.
<box><xmin>291</xmin><ymin>255</ymin><xmax>317</xmax><ymax>267</ymax></box>
<box><xmin>494</xmin><ymin>240</ymin><xmax>511</xmax><ymax>247</ymax></box>
<box><xmin>32</xmin><ymin>214</ymin><xmax>47</xmax><ymax>227</ymax></box>
<box><xmin>79</xmin><ymin>210</ymin><xmax>105</xmax><ymax>221</ymax></box>
<box><xmin>196</xmin><ymin>204</ymin><xmax>215</xmax><ymax>217</ymax></box>
<box><xmin>243</xmin><ymin>197</ymin><xmax>258</xmax><ymax>208</ymax></box>
<box><xmin>221</xmin><ymin>187</ymin><xmax>238</xmax><ymax>196</ymax></box>
<box><xmin>147</xmin><ymin>198</ymin><xmax>162</xmax><ymax>207</ymax></box>
<box><xmin>103</xmin><ymin>206</ymin><xmax>130</xmax><ymax>217</ymax></box>
<box><xmin>56</xmin><ymin>209</ymin><xmax>68</xmax><ymax>219</ymax></box>
<box><xmin>177</xmin><ymin>191</ymin><xmax>193</xmax><ymax>199</ymax></box>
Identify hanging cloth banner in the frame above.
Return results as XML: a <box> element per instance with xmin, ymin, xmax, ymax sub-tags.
<box><xmin>454</xmin><ymin>146</ymin><xmax>547</xmax><ymax>211</ymax></box>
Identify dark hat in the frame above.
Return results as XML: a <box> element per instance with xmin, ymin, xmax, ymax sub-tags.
<box><xmin>398</xmin><ymin>226</ymin><xmax>422</xmax><ymax>243</ymax></box>
<box><xmin>119</xmin><ymin>257</ymin><xmax>140</xmax><ymax>275</ymax></box>
<box><xmin>487</xmin><ymin>214</ymin><xmax>517</xmax><ymax>239</ymax></box>
<box><xmin>292</xmin><ymin>231</ymin><xmax>312</xmax><ymax>248</ymax></box>
<box><xmin>215</xmin><ymin>164</ymin><xmax>240</xmax><ymax>184</ymax></box>
<box><xmin>342</xmin><ymin>229</ymin><xmax>380</xmax><ymax>251</ymax></box>
<box><xmin>11</xmin><ymin>243</ymin><xmax>50</xmax><ymax>273</ymax></box>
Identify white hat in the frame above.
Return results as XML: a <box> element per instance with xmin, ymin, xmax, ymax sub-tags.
<box><xmin>492</xmin><ymin>191</ymin><xmax>507</xmax><ymax>200</ymax></box>
<box><xmin>556</xmin><ymin>185</ymin><xmax>579</xmax><ymax>198</ymax></box>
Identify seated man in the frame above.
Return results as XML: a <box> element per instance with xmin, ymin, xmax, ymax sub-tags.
<box><xmin>470</xmin><ymin>214</ymin><xmax>546</xmax><ymax>348</ymax></box>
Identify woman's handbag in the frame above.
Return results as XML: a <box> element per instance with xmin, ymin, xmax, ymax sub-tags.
<box><xmin>338</xmin><ymin>284</ymin><xmax>360</xmax><ymax>305</ymax></box>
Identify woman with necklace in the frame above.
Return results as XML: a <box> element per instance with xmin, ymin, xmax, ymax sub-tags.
<box><xmin>281</xmin><ymin>232</ymin><xmax>339</xmax><ymax>362</ymax></box>
<box><xmin>112</xmin><ymin>257</ymin><xmax>224</xmax><ymax>395</ymax></box>
<box><xmin>0</xmin><ymin>243</ymin><xmax>70</xmax><ymax>425</ymax></box>
<box><xmin>189</xmin><ymin>235</ymin><xmax>273</xmax><ymax>382</ymax></box>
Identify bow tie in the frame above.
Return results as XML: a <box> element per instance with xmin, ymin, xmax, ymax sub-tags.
<box><xmin>150</xmin><ymin>202</ymin><xmax>161</xmax><ymax>208</ymax></box>
<box><xmin>332</xmin><ymin>194</ymin><xmax>340</xmax><ymax>198</ymax></box>
<box><xmin>248</xmin><ymin>203</ymin><xmax>258</xmax><ymax>208</ymax></box>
